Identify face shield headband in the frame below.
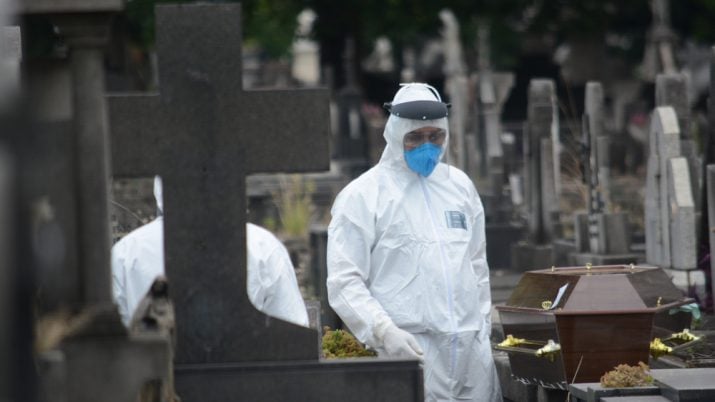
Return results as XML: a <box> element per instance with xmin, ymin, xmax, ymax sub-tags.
<box><xmin>383</xmin><ymin>100</ymin><xmax>451</xmax><ymax>120</ymax></box>
<box><xmin>383</xmin><ymin>83</ymin><xmax>451</xmax><ymax>121</ymax></box>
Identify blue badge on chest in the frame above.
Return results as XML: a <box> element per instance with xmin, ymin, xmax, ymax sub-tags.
<box><xmin>445</xmin><ymin>211</ymin><xmax>467</xmax><ymax>230</ymax></box>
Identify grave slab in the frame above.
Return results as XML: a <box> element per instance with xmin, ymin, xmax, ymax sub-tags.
<box><xmin>652</xmin><ymin>368</ymin><xmax>715</xmax><ymax>402</ymax></box>
<box><xmin>569</xmin><ymin>383</ymin><xmax>661</xmax><ymax>402</ymax></box>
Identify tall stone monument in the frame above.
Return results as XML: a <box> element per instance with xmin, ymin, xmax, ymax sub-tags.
<box><xmin>109</xmin><ymin>4</ymin><xmax>422</xmax><ymax>401</ymax></box>
<box><xmin>18</xmin><ymin>1</ymin><xmax>171</xmax><ymax>401</ymax></box>
<box><xmin>645</xmin><ymin>107</ymin><xmax>697</xmax><ymax>276</ymax></box>
<box><xmin>571</xmin><ymin>82</ymin><xmax>640</xmax><ymax>265</ymax></box>
<box><xmin>647</xmin><ymin>74</ymin><xmax>704</xmax><ymax>296</ymax></box>
<box><xmin>512</xmin><ymin>79</ymin><xmax>560</xmax><ymax>270</ymax></box>
<box><xmin>440</xmin><ymin>9</ymin><xmax>469</xmax><ymax>172</ymax></box>
<box><xmin>0</xmin><ymin>22</ymin><xmax>33</xmax><ymax>399</ymax></box>
<box><xmin>656</xmin><ymin>73</ymin><xmax>701</xmax><ymax>209</ymax></box>
<box><xmin>472</xmin><ymin>23</ymin><xmax>523</xmax><ymax>269</ymax></box>
<box><xmin>701</xmin><ymin>47</ymin><xmax>715</xmax><ymax>308</ymax></box>
<box><xmin>640</xmin><ymin>0</ymin><xmax>678</xmax><ymax>81</ymax></box>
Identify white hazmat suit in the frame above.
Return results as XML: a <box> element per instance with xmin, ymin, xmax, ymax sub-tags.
<box><xmin>327</xmin><ymin>83</ymin><xmax>501</xmax><ymax>401</ymax></box>
<box><xmin>112</xmin><ymin>176</ymin><xmax>309</xmax><ymax>328</ymax></box>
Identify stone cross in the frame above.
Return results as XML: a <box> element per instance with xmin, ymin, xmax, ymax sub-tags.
<box><xmin>109</xmin><ymin>5</ymin><xmax>423</xmax><ymax>401</ymax></box>
<box><xmin>645</xmin><ymin>106</ymin><xmax>696</xmax><ymax>270</ymax></box>
<box><xmin>109</xmin><ymin>3</ymin><xmax>329</xmax><ymax>365</ymax></box>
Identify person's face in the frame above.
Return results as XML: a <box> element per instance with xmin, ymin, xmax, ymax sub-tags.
<box><xmin>402</xmin><ymin>126</ymin><xmax>446</xmax><ymax>151</ymax></box>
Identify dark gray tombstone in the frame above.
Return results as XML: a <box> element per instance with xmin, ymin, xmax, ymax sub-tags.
<box><xmin>109</xmin><ymin>4</ymin><xmax>421</xmax><ymax>401</ymax></box>
<box><xmin>512</xmin><ymin>79</ymin><xmax>558</xmax><ymax>270</ymax></box>
<box><xmin>0</xmin><ymin>111</ymin><xmax>37</xmax><ymax>402</ymax></box>
<box><xmin>109</xmin><ymin>2</ymin><xmax>324</xmax><ymax>364</ymax></box>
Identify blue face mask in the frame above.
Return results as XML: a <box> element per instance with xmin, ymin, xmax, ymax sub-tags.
<box><xmin>404</xmin><ymin>142</ymin><xmax>442</xmax><ymax>177</ymax></box>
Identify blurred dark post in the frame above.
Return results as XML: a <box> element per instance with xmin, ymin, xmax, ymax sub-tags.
<box><xmin>334</xmin><ymin>37</ymin><xmax>370</xmax><ymax>178</ymax></box>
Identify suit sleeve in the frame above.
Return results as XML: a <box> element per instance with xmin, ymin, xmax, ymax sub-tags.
<box><xmin>326</xmin><ymin>189</ymin><xmax>393</xmax><ymax>347</ymax></box>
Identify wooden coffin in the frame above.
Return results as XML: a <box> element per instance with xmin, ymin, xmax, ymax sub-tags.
<box><xmin>495</xmin><ymin>265</ymin><xmax>694</xmax><ymax>389</ymax></box>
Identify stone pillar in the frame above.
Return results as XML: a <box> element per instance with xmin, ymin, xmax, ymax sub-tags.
<box><xmin>61</xmin><ymin>18</ymin><xmax>114</xmax><ymax>306</ymax></box>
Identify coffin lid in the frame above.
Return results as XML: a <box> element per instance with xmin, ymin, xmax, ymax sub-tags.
<box><xmin>500</xmin><ymin>265</ymin><xmax>688</xmax><ymax>314</ymax></box>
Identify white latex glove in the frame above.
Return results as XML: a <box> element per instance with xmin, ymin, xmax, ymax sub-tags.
<box><xmin>375</xmin><ymin>320</ymin><xmax>423</xmax><ymax>360</ymax></box>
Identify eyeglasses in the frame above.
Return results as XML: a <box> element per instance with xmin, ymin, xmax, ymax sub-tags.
<box><xmin>403</xmin><ymin>129</ymin><xmax>446</xmax><ymax>148</ymax></box>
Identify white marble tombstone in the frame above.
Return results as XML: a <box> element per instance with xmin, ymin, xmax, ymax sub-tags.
<box><xmin>645</xmin><ymin>106</ymin><xmax>697</xmax><ymax>270</ymax></box>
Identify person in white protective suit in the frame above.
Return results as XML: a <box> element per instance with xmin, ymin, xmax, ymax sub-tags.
<box><xmin>112</xmin><ymin>176</ymin><xmax>309</xmax><ymax>328</ymax></box>
<box><xmin>327</xmin><ymin>83</ymin><xmax>502</xmax><ymax>401</ymax></box>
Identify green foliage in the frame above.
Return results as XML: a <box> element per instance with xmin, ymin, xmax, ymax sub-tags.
<box><xmin>123</xmin><ymin>0</ymin><xmax>300</xmax><ymax>58</ymax></box>
<box><xmin>243</xmin><ymin>0</ymin><xmax>303</xmax><ymax>58</ymax></box>
<box><xmin>600</xmin><ymin>362</ymin><xmax>654</xmax><ymax>388</ymax></box>
<box><xmin>125</xmin><ymin>0</ymin><xmax>192</xmax><ymax>49</ymax></box>
<box><xmin>25</xmin><ymin>0</ymin><xmax>715</xmax><ymax>69</ymax></box>
<box><xmin>322</xmin><ymin>327</ymin><xmax>377</xmax><ymax>358</ymax></box>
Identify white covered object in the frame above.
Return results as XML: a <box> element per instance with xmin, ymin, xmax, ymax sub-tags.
<box><xmin>112</xmin><ymin>177</ymin><xmax>309</xmax><ymax>328</ymax></box>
